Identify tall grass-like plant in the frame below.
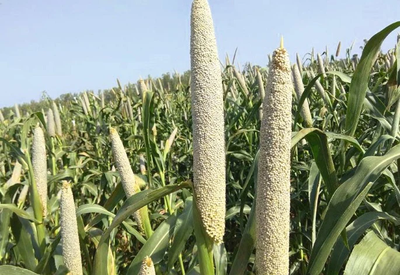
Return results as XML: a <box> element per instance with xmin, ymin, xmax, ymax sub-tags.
<box><xmin>256</xmin><ymin>39</ymin><xmax>292</xmax><ymax>275</ymax></box>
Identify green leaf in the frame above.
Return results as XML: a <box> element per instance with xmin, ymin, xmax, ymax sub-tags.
<box><xmin>92</xmin><ymin>183</ymin><xmax>185</xmax><ymax>275</ymax></box>
<box><xmin>345</xmin><ymin>21</ymin><xmax>400</xmax><ymax>136</ymax></box>
<box><xmin>0</xmin><ymin>204</ymin><xmax>38</xmax><ymax>223</ymax></box>
<box><xmin>93</xmin><ymin>240</ymin><xmax>110</xmax><ymax>275</ymax></box>
<box><xmin>126</xmin><ymin>214</ymin><xmax>178</xmax><ymax>274</ymax></box>
<box><xmin>76</xmin><ymin>204</ymin><xmax>115</xmax><ymax>217</ymax></box>
<box><xmin>292</xmin><ymin>128</ymin><xmax>339</xmax><ymax>197</ymax></box>
<box><xmin>0</xmin><ymin>266</ymin><xmax>39</xmax><ymax>274</ymax></box>
<box><xmin>364</xmin><ymin>98</ymin><xmax>392</xmax><ymax>131</ymax></box>
<box><xmin>327</xmin><ymin>211</ymin><xmax>400</xmax><ymax>275</ymax></box>
<box><xmin>167</xmin><ymin>197</ymin><xmax>194</xmax><ymax>271</ymax></box>
<box><xmin>87</xmin><ymin>182</ymin><xmax>125</xmax><ymax>229</ymax></box>
<box><xmin>364</xmin><ymin>135</ymin><xmax>394</xmax><ymax>157</ymax></box>
<box><xmin>10</xmin><ymin>215</ymin><xmax>37</xmax><ymax>271</ymax></box>
<box><xmin>344</xmin><ymin>231</ymin><xmax>400</xmax><ymax>274</ymax></box>
<box><xmin>98</xmin><ymin>182</ymin><xmax>188</xmax><ymax>245</ymax></box>
<box><xmin>308</xmin><ymin>162</ymin><xmax>321</xmax><ymax>246</ymax></box>
<box><xmin>192</xmin><ymin>195</ymin><xmax>214</xmax><ymax>275</ymax></box>
<box><xmin>0</xmin><ymin>208</ymin><xmax>11</xmax><ymax>260</ymax></box>
<box><xmin>33</xmin><ymin>112</ymin><xmax>46</xmax><ymax>130</ymax></box>
<box><xmin>307</xmin><ymin>144</ymin><xmax>400</xmax><ymax>275</ymax></box>
<box><xmin>35</xmin><ymin>234</ymin><xmax>61</xmax><ymax>274</ymax></box>
<box><xmin>53</xmin><ymin>265</ymin><xmax>70</xmax><ymax>275</ymax></box>
<box><xmin>226</xmin><ymin>205</ymin><xmax>251</xmax><ymax>220</ymax></box>
<box><xmin>142</xmin><ymin>90</ymin><xmax>155</xmax><ymax>188</ymax></box>
<box><xmin>229</xmin><ymin>199</ymin><xmax>256</xmax><ymax>275</ymax></box>
<box><xmin>327</xmin><ymin>71</ymin><xmax>351</xmax><ymax>83</ymax></box>
<box><xmin>187</xmin><ymin>266</ymin><xmax>201</xmax><ymax>275</ymax></box>
<box><xmin>80</xmin><ymin>200</ymin><xmax>146</xmax><ymax>245</ymax></box>
<box><xmin>213</xmin><ymin>243</ymin><xmax>227</xmax><ymax>275</ymax></box>
<box><xmin>0</xmin><ymin>185</ymin><xmax>18</xmax><ymax>261</ymax></box>
<box><xmin>325</xmin><ymin>132</ymin><xmax>364</xmax><ymax>154</ymax></box>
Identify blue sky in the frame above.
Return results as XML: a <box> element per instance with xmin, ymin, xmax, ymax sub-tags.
<box><xmin>0</xmin><ymin>0</ymin><xmax>399</xmax><ymax>108</ymax></box>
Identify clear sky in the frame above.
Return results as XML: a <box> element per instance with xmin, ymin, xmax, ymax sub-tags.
<box><xmin>0</xmin><ymin>0</ymin><xmax>399</xmax><ymax>108</ymax></box>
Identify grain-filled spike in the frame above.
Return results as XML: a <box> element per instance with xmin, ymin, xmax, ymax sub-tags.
<box><xmin>60</xmin><ymin>181</ymin><xmax>83</xmax><ymax>275</ymax></box>
<box><xmin>14</xmin><ymin>104</ymin><xmax>21</xmax><ymax>118</ymax></box>
<box><xmin>190</xmin><ymin>0</ymin><xmax>226</xmax><ymax>244</ymax></box>
<box><xmin>32</xmin><ymin>125</ymin><xmax>47</xmax><ymax>216</ymax></box>
<box><xmin>256</xmin><ymin>43</ymin><xmax>293</xmax><ymax>275</ymax></box>
<box><xmin>138</xmin><ymin>78</ymin><xmax>148</xmax><ymax>97</ymax></box>
<box><xmin>52</xmin><ymin>101</ymin><xmax>63</xmax><ymax>136</ymax></box>
<box><xmin>292</xmin><ymin>64</ymin><xmax>313</xmax><ymax>127</ymax></box>
<box><xmin>46</xmin><ymin>108</ymin><xmax>56</xmax><ymax>137</ymax></box>
<box><xmin>138</xmin><ymin>256</ymin><xmax>156</xmax><ymax>275</ymax></box>
<box><xmin>109</xmin><ymin>127</ymin><xmax>143</xmax><ymax>229</ymax></box>
<box><xmin>336</xmin><ymin>41</ymin><xmax>341</xmax><ymax>57</ymax></box>
<box><xmin>317</xmin><ymin>53</ymin><xmax>327</xmax><ymax>77</ymax></box>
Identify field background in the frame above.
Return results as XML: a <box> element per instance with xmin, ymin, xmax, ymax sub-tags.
<box><xmin>0</xmin><ymin>22</ymin><xmax>400</xmax><ymax>274</ymax></box>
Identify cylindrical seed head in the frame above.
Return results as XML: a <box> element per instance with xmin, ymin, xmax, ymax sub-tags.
<box><xmin>233</xmin><ymin>67</ymin><xmax>249</xmax><ymax>96</ymax></box>
<box><xmin>46</xmin><ymin>109</ymin><xmax>56</xmax><ymax>137</ymax></box>
<box><xmin>79</xmin><ymin>96</ymin><xmax>88</xmax><ymax>116</ymax></box>
<box><xmin>296</xmin><ymin>53</ymin><xmax>303</xmax><ymax>76</ymax></box>
<box><xmin>138</xmin><ymin>79</ymin><xmax>148</xmax><ymax>97</ymax></box>
<box><xmin>317</xmin><ymin>53</ymin><xmax>326</xmax><ymax>77</ymax></box>
<box><xmin>0</xmin><ymin>110</ymin><xmax>4</xmax><ymax>122</ymax></box>
<box><xmin>52</xmin><ymin>102</ymin><xmax>63</xmax><ymax>137</ymax></box>
<box><xmin>32</xmin><ymin>125</ymin><xmax>47</xmax><ymax>216</ymax></box>
<box><xmin>138</xmin><ymin>256</ymin><xmax>156</xmax><ymax>275</ymax></box>
<box><xmin>82</xmin><ymin>91</ymin><xmax>91</xmax><ymax>116</ymax></box>
<box><xmin>126</xmin><ymin>97</ymin><xmax>134</xmax><ymax>122</ymax></box>
<box><xmin>190</xmin><ymin>0</ymin><xmax>226</xmax><ymax>244</ymax></box>
<box><xmin>164</xmin><ymin>127</ymin><xmax>178</xmax><ymax>156</ymax></box>
<box><xmin>256</xmin><ymin>43</ymin><xmax>292</xmax><ymax>275</ymax></box>
<box><xmin>60</xmin><ymin>181</ymin><xmax>83</xmax><ymax>275</ymax></box>
<box><xmin>72</xmin><ymin>119</ymin><xmax>76</xmax><ymax>132</ymax></box>
<box><xmin>336</xmin><ymin>41</ymin><xmax>341</xmax><ymax>57</ymax></box>
<box><xmin>109</xmin><ymin>127</ymin><xmax>143</xmax><ymax>229</ymax></box>
<box><xmin>100</xmin><ymin>91</ymin><xmax>105</xmax><ymax>109</ymax></box>
<box><xmin>157</xmin><ymin>78</ymin><xmax>164</xmax><ymax>94</ymax></box>
<box><xmin>14</xmin><ymin>104</ymin><xmax>21</xmax><ymax>119</ymax></box>
<box><xmin>309</xmin><ymin>70</ymin><xmax>330</xmax><ymax>106</ymax></box>
<box><xmin>256</xmin><ymin>68</ymin><xmax>266</xmax><ymax>120</ymax></box>
<box><xmin>292</xmin><ymin>64</ymin><xmax>312</xmax><ymax>127</ymax></box>
<box><xmin>352</xmin><ymin>54</ymin><xmax>359</xmax><ymax>70</ymax></box>
<box><xmin>139</xmin><ymin>154</ymin><xmax>147</xmax><ymax>175</ymax></box>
